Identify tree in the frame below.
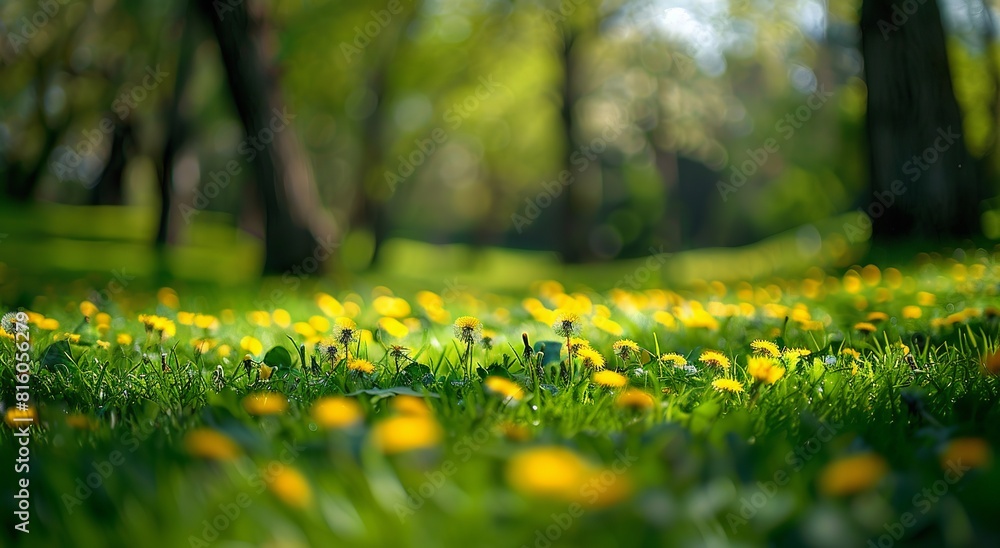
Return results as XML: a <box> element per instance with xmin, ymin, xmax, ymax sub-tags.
<box><xmin>860</xmin><ymin>0</ymin><xmax>981</xmax><ymax>239</ymax></box>
<box><xmin>198</xmin><ymin>0</ymin><xmax>336</xmax><ymax>274</ymax></box>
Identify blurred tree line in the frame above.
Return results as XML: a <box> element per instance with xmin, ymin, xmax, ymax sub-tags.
<box><xmin>1</xmin><ymin>0</ymin><xmax>998</xmax><ymax>274</ymax></box>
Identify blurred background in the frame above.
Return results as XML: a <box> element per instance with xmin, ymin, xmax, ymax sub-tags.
<box><xmin>1</xmin><ymin>0</ymin><xmax>998</xmax><ymax>288</ymax></box>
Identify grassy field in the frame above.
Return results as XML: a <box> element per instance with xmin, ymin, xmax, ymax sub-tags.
<box><xmin>2</xmin><ymin>249</ymin><xmax>1000</xmax><ymax>547</ymax></box>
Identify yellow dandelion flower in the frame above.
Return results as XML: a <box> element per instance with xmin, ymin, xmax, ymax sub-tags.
<box><xmin>391</xmin><ymin>395</ymin><xmax>432</xmax><ymax>416</ymax></box>
<box><xmin>65</xmin><ymin>414</ymin><xmax>97</xmax><ymax>430</ymax></box>
<box><xmin>485</xmin><ymin>376</ymin><xmax>525</xmax><ymax>401</ymax></box>
<box><xmin>612</xmin><ymin>339</ymin><xmax>641</xmax><ymax>361</ymax></box>
<box><xmin>819</xmin><ymin>453</ymin><xmax>888</xmax><ymax>496</ymax></box>
<box><xmin>940</xmin><ymin>437</ymin><xmax>992</xmax><ymax>470</ymax></box>
<box><xmin>567</xmin><ymin>337</ymin><xmax>591</xmax><ymax>354</ymax></box>
<box><xmin>94</xmin><ymin>312</ymin><xmax>111</xmax><ymax>327</ymax></box>
<box><xmin>578</xmin><ymin>348</ymin><xmax>606</xmax><ymax>370</ymax></box>
<box><xmin>266</xmin><ymin>464</ymin><xmax>313</xmax><ymax>508</ymax></box>
<box><xmin>193</xmin><ymin>314</ymin><xmax>218</xmax><ymax>330</ymax></box>
<box><xmin>348</xmin><ymin>359</ymin><xmax>375</xmax><ymax>374</ymax></box>
<box><xmin>79</xmin><ymin>300</ymin><xmax>98</xmax><ymax>318</ymax></box>
<box><xmin>272</xmin><ymin>309</ymin><xmax>292</xmax><ymax>328</ymax></box>
<box><xmin>750</xmin><ymin>340</ymin><xmax>780</xmax><ymax>358</ymax></box>
<box><xmin>5</xmin><ymin>406</ymin><xmax>37</xmax><ymax>427</ymax></box>
<box><xmin>652</xmin><ymin>310</ymin><xmax>678</xmax><ymax>330</ymax></box>
<box><xmin>157</xmin><ymin>287</ymin><xmax>180</xmax><ymax>309</ymax></box>
<box><xmin>699</xmin><ymin>350</ymin><xmax>730</xmax><ymax>368</ymax></box>
<box><xmin>240</xmin><ymin>336</ymin><xmax>263</xmax><ymax>357</ymax></box>
<box><xmin>866</xmin><ymin>311</ymin><xmax>889</xmax><ymax>323</ymax></box>
<box><xmin>506</xmin><ymin>446</ymin><xmax>593</xmax><ymax>501</ymax></box>
<box><xmin>551</xmin><ymin>310</ymin><xmax>583</xmax><ymax>338</ymax></box>
<box><xmin>712</xmin><ymin>378</ymin><xmax>744</xmax><ymax>394</ymax></box>
<box><xmin>247</xmin><ymin>310</ymin><xmax>272</xmax><ymax>327</ymax></box>
<box><xmin>659</xmin><ymin>353</ymin><xmax>687</xmax><ymax>367</ymax></box>
<box><xmin>374</xmin><ymin>296</ymin><xmax>412</xmax><ymax>318</ymax></box>
<box><xmin>372</xmin><ymin>415</ymin><xmax>443</xmax><ymax>454</ymax></box>
<box><xmin>116</xmin><ymin>333</ymin><xmax>132</xmax><ymax>346</ymax></box>
<box><xmin>38</xmin><ymin>318</ymin><xmax>59</xmax><ymax>331</ymax></box>
<box><xmin>453</xmin><ymin>316</ymin><xmax>483</xmax><ymax>344</ymax></box>
<box><xmin>311</xmin><ymin>397</ymin><xmax>363</xmax><ymax>429</ymax></box>
<box><xmin>242</xmin><ymin>392</ymin><xmax>288</xmax><ymax>415</ymax></box>
<box><xmin>177</xmin><ymin>311</ymin><xmax>196</xmax><ymax>326</ymax></box>
<box><xmin>902</xmin><ymin>305</ymin><xmax>922</xmax><ymax>319</ymax></box>
<box><xmin>592</xmin><ymin>370</ymin><xmax>627</xmax><ymax>388</ymax></box>
<box><xmin>854</xmin><ymin>321</ymin><xmax>877</xmax><ymax>334</ymax></box>
<box><xmin>184</xmin><ymin>428</ymin><xmax>242</xmax><ymax>461</ymax></box>
<box><xmin>591</xmin><ymin>315</ymin><xmax>624</xmax><ymax>336</ymax></box>
<box><xmin>616</xmin><ymin>389</ymin><xmax>655</xmax><ymax>410</ymax></box>
<box><xmin>917</xmin><ymin>291</ymin><xmax>936</xmax><ymax>306</ymax></box>
<box><xmin>747</xmin><ymin>356</ymin><xmax>785</xmax><ymax>384</ymax></box>
<box><xmin>259</xmin><ymin>363</ymin><xmax>275</xmax><ymax>380</ymax></box>
<box><xmin>841</xmin><ymin>348</ymin><xmax>862</xmax><ymax>360</ymax></box>
<box><xmin>96</xmin><ymin>340</ymin><xmax>111</xmax><ymax>350</ymax></box>
<box><xmin>378</xmin><ymin>316</ymin><xmax>409</xmax><ymax>339</ymax></box>
<box><xmin>216</xmin><ymin>344</ymin><xmax>231</xmax><ymax>358</ymax></box>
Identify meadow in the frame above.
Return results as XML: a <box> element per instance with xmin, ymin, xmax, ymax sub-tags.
<box><xmin>2</xmin><ymin>251</ymin><xmax>1000</xmax><ymax>548</ymax></box>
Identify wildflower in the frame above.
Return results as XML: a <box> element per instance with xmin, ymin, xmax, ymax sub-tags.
<box><xmin>192</xmin><ymin>338</ymin><xmax>216</xmax><ymax>354</ymax></box>
<box><xmin>506</xmin><ymin>447</ymin><xmax>593</xmax><ymax>500</ymax></box>
<box><xmin>567</xmin><ymin>337</ymin><xmax>591</xmax><ymax>355</ymax></box>
<box><xmin>157</xmin><ymin>287</ymin><xmax>180</xmax><ymax>308</ymax></box>
<box><xmin>96</xmin><ymin>340</ymin><xmax>111</xmax><ymax>350</ymax></box>
<box><xmin>1</xmin><ymin>312</ymin><xmax>20</xmax><ymax>334</ymax></box>
<box><xmin>184</xmin><ymin>428</ymin><xmax>242</xmax><ymax>461</ymax></box>
<box><xmin>240</xmin><ymin>336</ymin><xmax>263</xmax><ymax>357</ymax></box>
<box><xmin>616</xmin><ymin>389</ymin><xmax>655</xmax><ymax>410</ymax></box>
<box><xmin>866</xmin><ymin>311</ymin><xmax>889</xmax><ymax>323</ymax></box>
<box><xmin>38</xmin><ymin>318</ymin><xmax>59</xmax><ymax>330</ymax></box>
<box><xmin>79</xmin><ymin>300</ymin><xmax>98</xmax><ymax>318</ymax></box>
<box><xmin>551</xmin><ymin>310</ymin><xmax>583</xmax><ymax>338</ymax></box>
<box><xmin>5</xmin><ymin>406</ymin><xmax>37</xmax><ymax>427</ymax></box>
<box><xmin>902</xmin><ymin>305</ymin><xmax>922</xmax><ymax>319</ymax></box>
<box><xmin>613</xmin><ymin>339</ymin><xmax>641</xmax><ymax>361</ymax></box>
<box><xmin>983</xmin><ymin>350</ymin><xmax>1000</xmax><ymax>376</ymax></box>
<box><xmin>699</xmin><ymin>350</ymin><xmax>730</xmax><ymax>368</ymax></box>
<box><xmin>578</xmin><ymin>348</ymin><xmax>606</xmax><ymax>370</ymax></box>
<box><xmin>818</xmin><ymin>453</ymin><xmax>888</xmax><ymax>496</ymax></box>
<box><xmin>259</xmin><ymin>364</ymin><xmax>275</xmax><ymax>380</ymax></box>
<box><xmin>659</xmin><ymin>353</ymin><xmax>687</xmax><ymax>367</ymax></box>
<box><xmin>854</xmin><ymin>321</ymin><xmax>877</xmax><ymax>334</ymax></box>
<box><xmin>453</xmin><ymin>316</ymin><xmax>483</xmax><ymax>344</ymax></box>
<box><xmin>242</xmin><ymin>392</ymin><xmax>288</xmax><ymax>415</ymax></box>
<box><xmin>348</xmin><ymin>359</ymin><xmax>375</xmax><ymax>374</ymax></box>
<box><xmin>940</xmin><ymin>437</ymin><xmax>992</xmax><ymax>470</ymax></box>
<box><xmin>66</xmin><ymin>414</ymin><xmax>97</xmax><ymax>430</ymax></box>
<box><xmin>592</xmin><ymin>370</ymin><xmax>627</xmax><ymax>388</ymax></box>
<box><xmin>750</xmin><ymin>340</ymin><xmax>780</xmax><ymax>358</ymax></box>
<box><xmin>372</xmin><ymin>415</ymin><xmax>443</xmax><ymax>454</ymax></box>
<box><xmin>747</xmin><ymin>356</ymin><xmax>785</xmax><ymax>384</ymax></box>
<box><xmin>712</xmin><ymin>378</ymin><xmax>744</xmax><ymax>394</ymax></box>
<box><xmin>374</xmin><ymin>296</ymin><xmax>411</xmax><ymax>318</ymax></box>
<box><xmin>117</xmin><ymin>333</ymin><xmax>132</xmax><ymax>346</ymax></box>
<box><xmin>485</xmin><ymin>376</ymin><xmax>525</xmax><ymax>401</ymax></box>
<box><xmin>392</xmin><ymin>395</ymin><xmax>432</xmax><ymax>416</ymax></box>
<box><xmin>841</xmin><ymin>348</ymin><xmax>861</xmax><ymax>360</ymax></box>
<box><xmin>332</xmin><ymin>317</ymin><xmax>359</xmax><ymax>347</ymax></box>
<box><xmin>311</xmin><ymin>397</ymin><xmax>363</xmax><ymax>429</ymax></box>
<box><xmin>266</xmin><ymin>464</ymin><xmax>313</xmax><ymax>508</ymax></box>
<box><xmin>591</xmin><ymin>315</ymin><xmax>624</xmax><ymax>336</ymax></box>
<box><xmin>480</xmin><ymin>329</ymin><xmax>498</xmax><ymax>350</ymax></box>
<box><xmin>389</xmin><ymin>345</ymin><xmax>410</xmax><ymax>360</ymax></box>
<box><xmin>378</xmin><ymin>317</ymin><xmax>409</xmax><ymax>339</ymax></box>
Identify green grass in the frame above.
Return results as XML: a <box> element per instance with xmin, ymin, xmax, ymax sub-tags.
<box><xmin>2</xmin><ymin>252</ymin><xmax>1000</xmax><ymax>547</ymax></box>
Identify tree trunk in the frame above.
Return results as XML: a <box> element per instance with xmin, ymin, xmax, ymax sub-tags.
<box><xmin>557</xmin><ymin>28</ymin><xmax>586</xmax><ymax>263</ymax></box>
<box><xmin>860</xmin><ymin>0</ymin><xmax>980</xmax><ymax>239</ymax></box>
<box><xmin>88</xmin><ymin>119</ymin><xmax>132</xmax><ymax>205</ymax></box>
<box><xmin>198</xmin><ymin>0</ymin><xmax>335</xmax><ymax>274</ymax></box>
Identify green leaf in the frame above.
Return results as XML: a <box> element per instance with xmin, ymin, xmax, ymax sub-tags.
<box><xmin>263</xmin><ymin>346</ymin><xmax>293</xmax><ymax>369</ymax></box>
<box><xmin>40</xmin><ymin>340</ymin><xmax>74</xmax><ymax>372</ymax></box>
